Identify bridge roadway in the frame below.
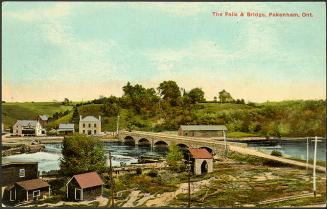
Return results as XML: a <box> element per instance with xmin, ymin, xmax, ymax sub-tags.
<box><xmin>119</xmin><ymin>130</ymin><xmax>326</xmax><ymax>173</ymax></box>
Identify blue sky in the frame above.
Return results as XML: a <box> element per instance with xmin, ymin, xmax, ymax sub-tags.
<box><xmin>2</xmin><ymin>2</ymin><xmax>326</xmax><ymax>102</ymax></box>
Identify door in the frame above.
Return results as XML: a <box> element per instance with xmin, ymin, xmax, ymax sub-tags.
<box><xmin>75</xmin><ymin>188</ymin><xmax>82</xmax><ymax>200</ymax></box>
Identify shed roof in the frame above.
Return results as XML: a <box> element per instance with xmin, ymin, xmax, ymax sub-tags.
<box><xmin>58</xmin><ymin>123</ymin><xmax>74</xmax><ymax>130</ymax></box>
<box><xmin>38</xmin><ymin>115</ymin><xmax>48</xmax><ymax>121</ymax></box>
<box><xmin>180</xmin><ymin>125</ymin><xmax>227</xmax><ymax>131</ymax></box>
<box><xmin>2</xmin><ymin>160</ymin><xmax>38</xmax><ymax>167</ymax></box>
<box><xmin>80</xmin><ymin>116</ymin><xmax>100</xmax><ymax>122</ymax></box>
<box><xmin>71</xmin><ymin>171</ymin><xmax>104</xmax><ymax>189</ymax></box>
<box><xmin>189</xmin><ymin>148</ymin><xmax>213</xmax><ymax>159</ymax></box>
<box><xmin>15</xmin><ymin>120</ymin><xmax>38</xmax><ymax>127</ymax></box>
<box><xmin>16</xmin><ymin>179</ymin><xmax>49</xmax><ymax>191</ymax></box>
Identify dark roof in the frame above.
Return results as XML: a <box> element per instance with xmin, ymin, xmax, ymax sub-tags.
<box><xmin>58</xmin><ymin>123</ymin><xmax>74</xmax><ymax>130</ymax></box>
<box><xmin>180</xmin><ymin>125</ymin><xmax>227</xmax><ymax>131</ymax></box>
<box><xmin>2</xmin><ymin>160</ymin><xmax>38</xmax><ymax>167</ymax></box>
<box><xmin>72</xmin><ymin>172</ymin><xmax>104</xmax><ymax>189</ymax></box>
<box><xmin>38</xmin><ymin>115</ymin><xmax>48</xmax><ymax>121</ymax></box>
<box><xmin>189</xmin><ymin>148</ymin><xmax>213</xmax><ymax>159</ymax></box>
<box><xmin>16</xmin><ymin>179</ymin><xmax>49</xmax><ymax>191</ymax></box>
<box><xmin>80</xmin><ymin>116</ymin><xmax>100</xmax><ymax>122</ymax></box>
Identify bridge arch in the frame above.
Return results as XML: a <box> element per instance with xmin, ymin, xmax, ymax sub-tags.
<box><xmin>124</xmin><ymin>136</ymin><xmax>135</xmax><ymax>146</ymax></box>
<box><xmin>138</xmin><ymin>138</ymin><xmax>151</xmax><ymax>147</ymax></box>
<box><xmin>200</xmin><ymin>147</ymin><xmax>213</xmax><ymax>154</ymax></box>
<box><xmin>154</xmin><ymin>140</ymin><xmax>168</xmax><ymax>147</ymax></box>
<box><xmin>177</xmin><ymin>143</ymin><xmax>189</xmax><ymax>149</ymax></box>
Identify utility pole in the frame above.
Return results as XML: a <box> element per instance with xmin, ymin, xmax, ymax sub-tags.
<box><xmin>188</xmin><ymin>153</ymin><xmax>191</xmax><ymax>208</ymax></box>
<box><xmin>313</xmin><ymin>136</ymin><xmax>317</xmax><ymax>197</ymax></box>
<box><xmin>306</xmin><ymin>137</ymin><xmax>309</xmax><ymax>173</ymax></box>
<box><xmin>223</xmin><ymin>130</ymin><xmax>227</xmax><ymax>156</ymax></box>
<box><xmin>116</xmin><ymin>115</ymin><xmax>120</xmax><ymax>138</ymax></box>
<box><xmin>108</xmin><ymin>152</ymin><xmax>115</xmax><ymax>207</ymax></box>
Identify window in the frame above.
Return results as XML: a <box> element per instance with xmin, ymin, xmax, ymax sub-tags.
<box><xmin>88</xmin><ymin>123</ymin><xmax>91</xmax><ymax>128</ymax></box>
<box><xmin>94</xmin><ymin>130</ymin><xmax>96</xmax><ymax>134</ymax></box>
<box><xmin>33</xmin><ymin>190</ymin><xmax>40</xmax><ymax>197</ymax></box>
<box><xmin>83</xmin><ymin>130</ymin><xmax>85</xmax><ymax>134</ymax></box>
<box><xmin>83</xmin><ymin>123</ymin><xmax>85</xmax><ymax>128</ymax></box>
<box><xmin>19</xmin><ymin>169</ymin><xmax>25</xmax><ymax>177</ymax></box>
<box><xmin>94</xmin><ymin>124</ymin><xmax>96</xmax><ymax>128</ymax></box>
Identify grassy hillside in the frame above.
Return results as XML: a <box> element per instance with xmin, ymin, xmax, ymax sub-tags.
<box><xmin>2</xmin><ymin>100</ymin><xmax>325</xmax><ymax>137</ymax></box>
<box><xmin>2</xmin><ymin>102</ymin><xmax>74</xmax><ymax>129</ymax></box>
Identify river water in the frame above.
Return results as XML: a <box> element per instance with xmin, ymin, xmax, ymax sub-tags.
<box><xmin>3</xmin><ymin>139</ymin><xmax>326</xmax><ymax>172</ymax></box>
<box><xmin>3</xmin><ymin>142</ymin><xmax>167</xmax><ymax>172</ymax></box>
<box><xmin>241</xmin><ymin>138</ymin><xmax>326</xmax><ymax>162</ymax></box>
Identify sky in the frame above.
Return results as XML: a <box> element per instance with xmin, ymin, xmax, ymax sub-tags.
<box><xmin>2</xmin><ymin>2</ymin><xmax>326</xmax><ymax>102</ymax></box>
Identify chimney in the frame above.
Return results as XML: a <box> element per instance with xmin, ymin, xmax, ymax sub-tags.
<box><xmin>99</xmin><ymin>115</ymin><xmax>101</xmax><ymax>121</ymax></box>
<box><xmin>80</xmin><ymin>115</ymin><xmax>82</xmax><ymax>121</ymax></box>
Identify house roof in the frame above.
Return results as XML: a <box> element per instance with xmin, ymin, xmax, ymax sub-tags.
<box><xmin>71</xmin><ymin>171</ymin><xmax>104</xmax><ymax>189</ymax></box>
<box><xmin>80</xmin><ymin>116</ymin><xmax>100</xmax><ymax>122</ymax></box>
<box><xmin>38</xmin><ymin>115</ymin><xmax>48</xmax><ymax>121</ymax></box>
<box><xmin>189</xmin><ymin>148</ymin><xmax>213</xmax><ymax>159</ymax></box>
<box><xmin>2</xmin><ymin>160</ymin><xmax>38</xmax><ymax>167</ymax></box>
<box><xmin>58</xmin><ymin>123</ymin><xmax>74</xmax><ymax>130</ymax></box>
<box><xmin>180</xmin><ymin>125</ymin><xmax>227</xmax><ymax>131</ymax></box>
<box><xmin>16</xmin><ymin>179</ymin><xmax>49</xmax><ymax>191</ymax></box>
<box><xmin>15</xmin><ymin>120</ymin><xmax>38</xmax><ymax>127</ymax></box>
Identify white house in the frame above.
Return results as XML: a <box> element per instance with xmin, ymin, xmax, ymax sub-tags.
<box><xmin>79</xmin><ymin>116</ymin><xmax>101</xmax><ymax>135</ymax></box>
<box><xmin>57</xmin><ymin>123</ymin><xmax>75</xmax><ymax>135</ymax></box>
<box><xmin>12</xmin><ymin>120</ymin><xmax>46</xmax><ymax>137</ymax></box>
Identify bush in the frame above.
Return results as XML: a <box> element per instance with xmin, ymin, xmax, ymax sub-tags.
<box><xmin>136</xmin><ymin>167</ymin><xmax>142</xmax><ymax>175</ymax></box>
<box><xmin>147</xmin><ymin>169</ymin><xmax>158</xmax><ymax>178</ymax></box>
<box><xmin>271</xmin><ymin>150</ymin><xmax>282</xmax><ymax>157</ymax></box>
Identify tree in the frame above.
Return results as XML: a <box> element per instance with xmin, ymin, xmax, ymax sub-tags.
<box><xmin>166</xmin><ymin>144</ymin><xmax>185</xmax><ymax>172</ymax></box>
<box><xmin>188</xmin><ymin>88</ymin><xmax>205</xmax><ymax>104</ymax></box>
<box><xmin>59</xmin><ymin>134</ymin><xmax>107</xmax><ymax>176</ymax></box>
<box><xmin>62</xmin><ymin>98</ymin><xmax>70</xmax><ymax>105</ymax></box>
<box><xmin>157</xmin><ymin>81</ymin><xmax>181</xmax><ymax>106</ymax></box>
<box><xmin>70</xmin><ymin>107</ymin><xmax>80</xmax><ymax>130</ymax></box>
<box><xmin>218</xmin><ymin>89</ymin><xmax>234</xmax><ymax>103</ymax></box>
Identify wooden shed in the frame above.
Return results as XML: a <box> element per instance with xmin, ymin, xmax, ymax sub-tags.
<box><xmin>1</xmin><ymin>161</ymin><xmax>38</xmax><ymax>186</ymax></box>
<box><xmin>178</xmin><ymin>125</ymin><xmax>227</xmax><ymax>138</ymax></box>
<box><xmin>66</xmin><ymin>171</ymin><xmax>104</xmax><ymax>201</ymax></box>
<box><xmin>4</xmin><ymin>179</ymin><xmax>50</xmax><ymax>203</ymax></box>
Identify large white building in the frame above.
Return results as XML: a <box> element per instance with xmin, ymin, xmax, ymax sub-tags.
<box><xmin>79</xmin><ymin>115</ymin><xmax>101</xmax><ymax>135</ymax></box>
<box><xmin>12</xmin><ymin>120</ymin><xmax>46</xmax><ymax>137</ymax></box>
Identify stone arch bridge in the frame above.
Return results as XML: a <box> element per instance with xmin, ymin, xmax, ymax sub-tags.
<box><xmin>118</xmin><ymin>130</ymin><xmax>237</xmax><ymax>156</ymax></box>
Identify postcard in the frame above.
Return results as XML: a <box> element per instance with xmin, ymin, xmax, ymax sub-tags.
<box><xmin>2</xmin><ymin>2</ymin><xmax>326</xmax><ymax>208</ymax></box>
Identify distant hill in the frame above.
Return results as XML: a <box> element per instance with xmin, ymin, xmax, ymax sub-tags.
<box><xmin>2</xmin><ymin>100</ymin><xmax>325</xmax><ymax>138</ymax></box>
<box><xmin>2</xmin><ymin>102</ymin><xmax>74</xmax><ymax>130</ymax></box>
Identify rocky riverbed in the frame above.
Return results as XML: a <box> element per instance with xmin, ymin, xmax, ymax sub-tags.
<box><xmin>2</xmin><ymin>144</ymin><xmax>45</xmax><ymax>156</ymax></box>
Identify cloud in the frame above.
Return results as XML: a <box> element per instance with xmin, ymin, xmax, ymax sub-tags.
<box><xmin>4</xmin><ymin>3</ymin><xmax>71</xmax><ymax>22</ymax></box>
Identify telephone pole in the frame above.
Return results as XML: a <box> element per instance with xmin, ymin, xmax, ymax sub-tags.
<box><xmin>313</xmin><ymin>136</ymin><xmax>317</xmax><ymax>197</ymax></box>
<box><xmin>116</xmin><ymin>115</ymin><xmax>120</xmax><ymax>138</ymax></box>
<box><xmin>306</xmin><ymin>137</ymin><xmax>309</xmax><ymax>173</ymax></box>
<box><xmin>108</xmin><ymin>152</ymin><xmax>115</xmax><ymax>207</ymax></box>
<box><xmin>188</xmin><ymin>153</ymin><xmax>191</xmax><ymax>208</ymax></box>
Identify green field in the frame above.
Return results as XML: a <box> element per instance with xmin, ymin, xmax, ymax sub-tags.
<box><xmin>2</xmin><ymin>102</ymin><xmax>74</xmax><ymax>129</ymax></box>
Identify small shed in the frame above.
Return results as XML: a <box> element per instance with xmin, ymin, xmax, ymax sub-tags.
<box><xmin>5</xmin><ymin>179</ymin><xmax>50</xmax><ymax>203</ymax></box>
<box><xmin>178</xmin><ymin>125</ymin><xmax>227</xmax><ymax>137</ymax></box>
<box><xmin>1</xmin><ymin>161</ymin><xmax>38</xmax><ymax>186</ymax></box>
<box><xmin>66</xmin><ymin>171</ymin><xmax>104</xmax><ymax>201</ymax></box>
<box><xmin>57</xmin><ymin>123</ymin><xmax>75</xmax><ymax>135</ymax></box>
<box><xmin>189</xmin><ymin>148</ymin><xmax>213</xmax><ymax>175</ymax></box>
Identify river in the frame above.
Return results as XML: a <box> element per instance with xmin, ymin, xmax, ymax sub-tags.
<box><xmin>241</xmin><ymin>138</ymin><xmax>326</xmax><ymax>162</ymax></box>
<box><xmin>3</xmin><ymin>139</ymin><xmax>326</xmax><ymax>172</ymax></box>
<box><xmin>3</xmin><ymin>142</ymin><xmax>168</xmax><ymax>172</ymax></box>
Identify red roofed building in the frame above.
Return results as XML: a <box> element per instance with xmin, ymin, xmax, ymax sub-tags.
<box><xmin>66</xmin><ymin>171</ymin><xmax>104</xmax><ymax>201</ymax></box>
<box><xmin>189</xmin><ymin>148</ymin><xmax>213</xmax><ymax>175</ymax></box>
